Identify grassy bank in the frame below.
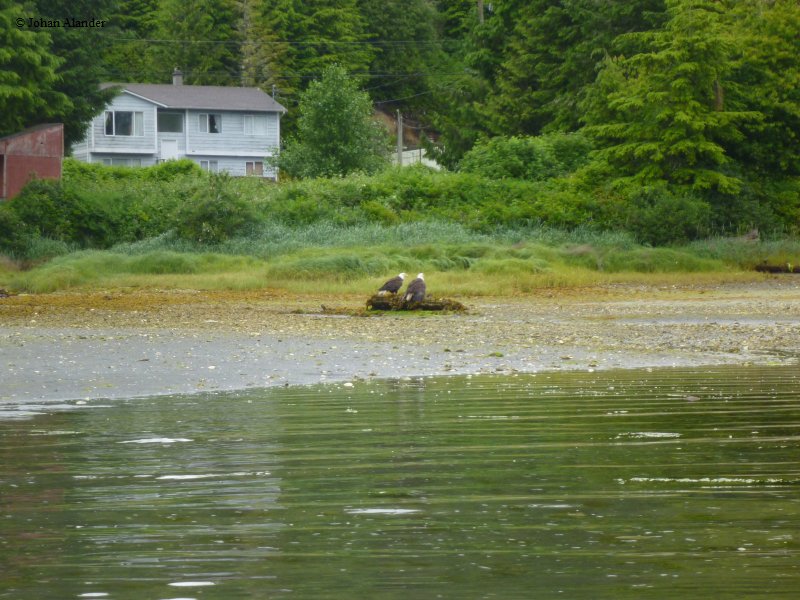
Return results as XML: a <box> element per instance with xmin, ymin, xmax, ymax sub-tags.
<box><xmin>1</xmin><ymin>221</ymin><xmax>781</xmax><ymax>295</ymax></box>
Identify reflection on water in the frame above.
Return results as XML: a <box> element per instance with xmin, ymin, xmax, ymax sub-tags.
<box><xmin>1</xmin><ymin>366</ymin><xmax>799</xmax><ymax>599</ymax></box>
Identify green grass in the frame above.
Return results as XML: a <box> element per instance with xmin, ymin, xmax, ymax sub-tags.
<box><xmin>3</xmin><ymin>229</ymin><xmax>766</xmax><ymax>295</ymax></box>
<box><xmin>686</xmin><ymin>236</ymin><xmax>800</xmax><ymax>269</ymax></box>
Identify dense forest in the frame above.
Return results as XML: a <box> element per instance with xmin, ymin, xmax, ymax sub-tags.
<box><xmin>1</xmin><ymin>0</ymin><xmax>799</xmax><ymax>244</ymax></box>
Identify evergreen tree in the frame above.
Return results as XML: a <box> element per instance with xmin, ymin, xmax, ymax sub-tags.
<box><xmin>0</xmin><ymin>0</ymin><xmax>70</xmax><ymax>137</ymax></box>
<box><xmin>29</xmin><ymin>0</ymin><xmax>118</xmax><ymax>146</ymax></box>
<box><xmin>150</xmin><ymin>0</ymin><xmax>241</xmax><ymax>85</ymax></box>
<box><xmin>102</xmin><ymin>0</ymin><xmax>159</xmax><ymax>82</ymax></box>
<box><xmin>488</xmin><ymin>0</ymin><xmax>665</xmax><ymax>135</ymax></box>
<box><xmin>240</xmin><ymin>0</ymin><xmax>291</xmax><ymax>91</ymax></box>
<box><xmin>357</xmin><ymin>0</ymin><xmax>445</xmax><ymax>113</ymax></box>
<box><xmin>726</xmin><ymin>0</ymin><xmax>800</xmax><ymax>177</ymax></box>
<box><xmin>583</xmin><ymin>0</ymin><xmax>757</xmax><ymax>193</ymax></box>
<box><xmin>436</xmin><ymin>0</ymin><xmax>475</xmax><ymax>42</ymax></box>
<box><xmin>250</xmin><ymin>0</ymin><xmax>373</xmax><ymax>122</ymax></box>
<box><xmin>423</xmin><ymin>0</ymin><xmax>519</xmax><ymax>167</ymax></box>
<box><xmin>274</xmin><ymin>65</ymin><xmax>389</xmax><ymax>178</ymax></box>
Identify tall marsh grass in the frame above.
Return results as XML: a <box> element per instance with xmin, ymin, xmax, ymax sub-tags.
<box><xmin>5</xmin><ymin>232</ymin><xmax>747</xmax><ymax>295</ymax></box>
<box><xmin>686</xmin><ymin>237</ymin><xmax>800</xmax><ymax>269</ymax></box>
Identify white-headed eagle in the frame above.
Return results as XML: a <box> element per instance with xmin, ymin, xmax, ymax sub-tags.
<box><xmin>404</xmin><ymin>273</ymin><xmax>426</xmax><ymax>303</ymax></box>
<box><xmin>378</xmin><ymin>272</ymin><xmax>406</xmax><ymax>295</ymax></box>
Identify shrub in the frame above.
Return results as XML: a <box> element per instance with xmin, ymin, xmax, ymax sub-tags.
<box><xmin>62</xmin><ymin>157</ymin><xmax>202</xmax><ymax>183</ymax></box>
<box><xmin>613</xmin><ymin>187</ymin><xmax>712</xmax><ymax>245</ymax></box>
<box><xmin>459</xmin><ymin>133</ymin><xmax>594</xmax><ymax>181</ymax></box>
<box><xmin>6</xmin><ymin>179</ymin><xmax>125</xmax><ymax>249</ymax></box>
<box><xmin>175</xmin><ymin>173</ymin><xmax>257</xmax><ymax>244</ymax></box>
<box><xmin>0</xmin><ymin>204</ymin><xmax>24</xmax><ymax>255</ymax></box>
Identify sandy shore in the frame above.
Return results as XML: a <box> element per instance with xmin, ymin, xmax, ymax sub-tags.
<box><xmin>1</xmin><ymin>278</ymin><xmax>798</xmax><ymax>413</ymax></box>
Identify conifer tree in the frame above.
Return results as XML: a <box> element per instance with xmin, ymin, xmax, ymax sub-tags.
<box><xmin>725</xmin><ymin>0</ymin><xmax>800</xmax><ymax>177</ymax></box>
<box><xmin>488</xmin><ymin>0</ymin><xmax>665</xmax><ymax>135</ymax></box>
<box><xmin>256</xmin><ymin>0</ymin><xmax>373</xmax><ymax>98</ymax></box>
<box><xmin>584</xmin><ymin>0</ymin><xmax>757</xmax><ymax>192</ymax></box>
<box><xmin>0</xmin><ymin>0</ymin><xmax>70</xmax><ymax>137</ymax></box>
<box><xmin>102</xmin><ymin>0</ymin><xmax>159</xmax><ymax>82</ymax></box>
<box><xmin>29</xmin><ymin>0</ymin><xmax>117</xmax><ymax>146</ymax></box>
<box><xmin>240</xmin><ymin>0</ymin><xmax>291</xmax><ymax>92</ymax></box>
<box><xmin>150</xmin><ymin>0</ymin><xmax>241</xmax><ymax>85</ymax></box>
<box><xmin>357</xmin><ymin>0</ymin><xmax>445</xmax><ymax>112</ymax></box>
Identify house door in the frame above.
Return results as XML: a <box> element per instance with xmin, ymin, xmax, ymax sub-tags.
<box><xmin>160</xmin><ymin>139</ymin><xmax>179</xmax><ymax>162</ymax></box>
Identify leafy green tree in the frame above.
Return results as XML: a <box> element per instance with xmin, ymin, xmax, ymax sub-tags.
<box><xmin>274</xmin><ymin>65</ymin><xmax>389</xmax><ymax>178</ymax></box>
<box><xmin>0</xmin><ymin>0</ymin><xmax>70</xmax><ymax>136</ymax></box>
<box><xmin>149</xmin><ymin>0</ymin><xmax>241</xmax><ymax>85</ymax></box>
<box><xmin>583</xmin><ymin>0</ymin><xmax>757</xmax><ymax>193</ymax></box>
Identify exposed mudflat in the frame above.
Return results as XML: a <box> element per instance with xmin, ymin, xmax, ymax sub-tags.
<box><xmin>1</xmin><ymin>278</ymin><xmax>798</xmax><ymax>411</ymax></box>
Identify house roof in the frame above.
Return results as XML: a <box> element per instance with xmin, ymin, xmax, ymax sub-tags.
<box><xmin>101</xmin><ymin>83</ymin><xmax>287</xmax><ymax>113</ymax></box>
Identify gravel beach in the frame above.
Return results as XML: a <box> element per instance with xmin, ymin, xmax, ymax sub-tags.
<box><xmin>1</xmin><ymin>278</ymin><xmax>798</xmax><ymax>412</ymax></box>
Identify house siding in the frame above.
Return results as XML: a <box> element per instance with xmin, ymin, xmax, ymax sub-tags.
<box><xmin>185</xmin><ymin>110</ymin><xmax>279</xmax><ymax>157</ymax></box>
<box><xmin>71</xmin><ymin>137</ymin><xmax>89</xmax><ymax>161</ymax></box>
<box><xmin>93</xmin><ymin>154</ymin><xmax>158</xmax><ymax>167</ymax></box>
<box><xmin>192</xmin><ymin>155</ymin><xmax>276</xmax><ymax>179</ymax></box>
<box><xmin>90</xmin><ymin>93</ymin><xmax>157</xmax><ymax>154</ymax></box>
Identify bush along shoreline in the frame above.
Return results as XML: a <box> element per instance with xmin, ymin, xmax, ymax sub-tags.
<box><xmin>0</xmin><ymin>158</ymin><xmax>798</xmax><ymax>294</ymax></box>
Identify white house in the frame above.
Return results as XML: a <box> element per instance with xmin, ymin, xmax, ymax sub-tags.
<box><xmin>72</xmin><ymin>70</ymin><xmax>287</xmax><ymax>179</ymax></box>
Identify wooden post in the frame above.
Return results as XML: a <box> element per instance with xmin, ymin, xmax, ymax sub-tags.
<box><xmin>396</xmin><ymin>110</ymin><xmax>403</xmax><ymax>166</ymax></box>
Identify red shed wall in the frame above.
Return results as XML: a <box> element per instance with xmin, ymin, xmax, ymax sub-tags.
<box><xmin>0</xmin><ymin>124</ymin><xmax>63</xmax><ymax>199</ymax></box>
<box><xmin>4</xmin><ymin>155</ymin><xmax>63</xmax><ymax>198</ymax></box>
<box><xmin>2</xmin><ymin>126</ymin><xmax>63</xmax><ymax>157</ymax></box>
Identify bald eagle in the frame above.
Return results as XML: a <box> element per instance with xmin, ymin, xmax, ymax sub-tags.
<box><xmin>404</xmin><ymin>273</ymin><xmax>426</xmax><ymax>303</ymax></box>
<box><xmin>378</xmin><ymin>272</ymin><xmax>406</xmax><ymax>295</ymax></box>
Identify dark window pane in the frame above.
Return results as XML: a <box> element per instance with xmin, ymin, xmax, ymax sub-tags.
<box><xmin>116</xmin><ymin>112</ymin><xmax>133</xmax><ymax>136</ymax></box>
<box><xmin>158</xmin><ymin>112</ymin><xmax>183</xmax><ymax>133</ymax></box>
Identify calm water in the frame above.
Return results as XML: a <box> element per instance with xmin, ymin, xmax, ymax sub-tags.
<box><xmin>1</xmin><ymin>366</ymin><xmax>799</xmax><ymax>599</ymax></box>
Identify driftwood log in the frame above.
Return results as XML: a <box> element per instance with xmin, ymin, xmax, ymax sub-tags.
<box><xmin>755</xmin><ymin>264</ymin><xmax>796</xmax><ymax>273</ymax></box>
<box><xmin>366</xmin><ymin>293</ymin><xmax>466</xmax><ymax>312</ymax></box>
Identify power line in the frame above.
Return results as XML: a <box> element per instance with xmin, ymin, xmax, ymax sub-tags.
<box><xmin>374</xmin><ymin>82</ymin><xmax>461</xmax><ymax>105</ymax></box>
<box><xmin>108</xmin><ymin>36</ymin><xmax>461</xmax><ymax>48</ymax></box>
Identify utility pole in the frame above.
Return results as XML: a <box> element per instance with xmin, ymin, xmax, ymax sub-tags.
<box><xmin>396</xmin><ymin>110</ymin><xmax>403</xmax><ymax>167</ymax></box>
<box><xmin>477</xmin><ymin>0</ymin><xmax>484</xmax><ymax>24</ymax></box>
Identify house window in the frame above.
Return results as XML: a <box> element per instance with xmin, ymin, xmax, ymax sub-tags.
<box><xmin>101</xmin><ymin>158</ymin><xmax>142</xmax><ymax>167</ymax></box>
<box><xmin>158</xmin><ymin>112</ymin><xmax>184</xmax><ymax>133</ymax></box>
<box><xmin>243</xmin><ymin>114</ymin><xmax>267</xmax><ymax>135</ymax></box>
<box><xmin>246</xmin><ymin>161</ymin><xmax>264</xmax><ymax>176</ymax></box>
<box><xmin>200</xmin><ymin>160</ymin><xmax>219</xmax><ymax>172</ymax></box>
<box><xmin>199</xmin><ymin>113</ymin><xmax>221</xmax><ymax>134</ymax></box>
<box><xmin>104</xmin><ymin>111</ymin><xmax>144</xmax><ymax>136</ymax></box>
